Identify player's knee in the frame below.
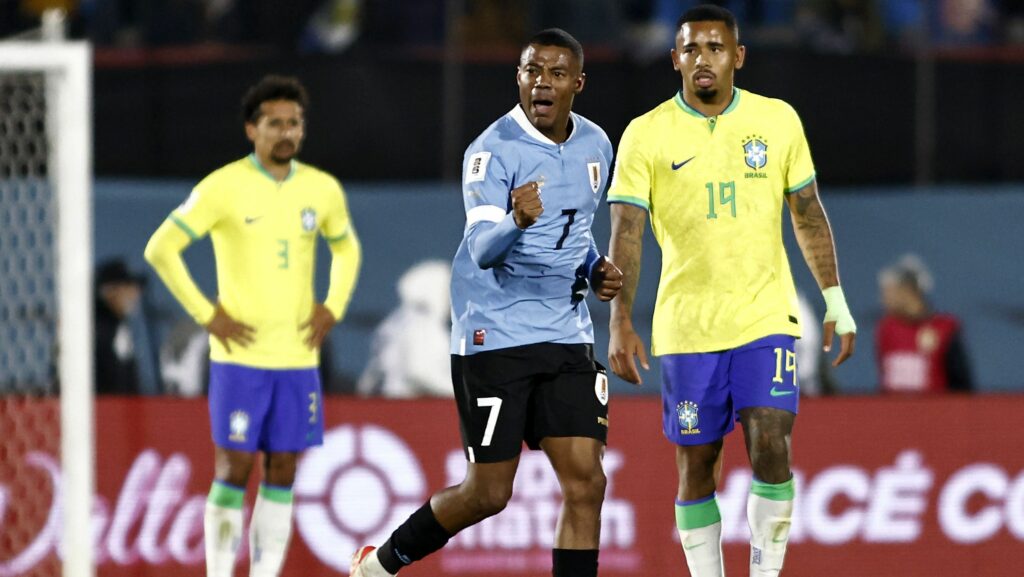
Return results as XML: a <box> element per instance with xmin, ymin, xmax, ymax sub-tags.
<box><xmin>560</xmin><ymin>470</ymin><xmax>607</xmax><ymax>510</ymax></box>
<box><xmin>748</xmin><ymin>429</ymin><xmax>791</xmax><ymax>482</ymax></box>
<box><xmin>677</xmin><ymin>444</ymin><xmax>721</xmax><ymax>482</ymax></box>
<box><xmin>215</xmin><ymin>452</ymin><xmax>255</xmax><ymax>486</ymax></box>
<box><xmin>463</xmin><ymin>482</ymin><xmax>514</xmax><ymax>519</ymax></box>
<box><xmin>749</xmin><ymin>425</ymin><xmax>790</xmax><ymax>459</ymax></box>
<box><xmin>263</xmin><ymin>453</ymin><xmax>298</xmax><ymax>486</ymax></box>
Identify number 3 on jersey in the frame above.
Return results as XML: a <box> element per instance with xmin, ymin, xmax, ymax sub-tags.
<box><xmin>277</xmin><ymin>239</ymin><xmax>289</xmax><ymax>269</ymax></box>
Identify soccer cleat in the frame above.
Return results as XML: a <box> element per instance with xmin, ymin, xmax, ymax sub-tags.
<box><xmin>350</xmin><ymin>545</ymin><xmax>376</xmax><ymax>577</ymax></box>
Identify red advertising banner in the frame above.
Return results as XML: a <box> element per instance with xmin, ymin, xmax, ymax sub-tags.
<box><xmin>1</xmin><ymin>396</ymin><xmax>1022</xmax><ymax>576</ymax></box>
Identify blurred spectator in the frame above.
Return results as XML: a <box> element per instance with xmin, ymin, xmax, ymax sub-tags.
<box><xmin>299</xmin><ymin>0</ymin><xmax>361</xmax><ymax>53</ymax></box>
<box><xmin>94</xmin><ymin>258</ymin><xmax>160</xmax><ymax>394</ymax></box>
<box><xmin>932</xmin><ymin>0</ymin><xmax>997</xmax><ymax>46</ymax></box>
<box><xmin>1003</xmin><ymin>0</ymin><xmax>1024</xmax><ymax>43</ymax></box>
<box><xmin>358</xmin><ymin>260</ymin><xmax>453</xmax><ymax>398</ymax></box>
<box><xmin>876</xmin><ymin>254</ymin><xmax>973</xmax><ymax>394</ymax></box>
<box><xmin>527</xmin><ymin>0</ymin><xmax>621</xmax><ymax>47</ymax></box>
<box><xmin>796</xmin><ymin>0</ymin><xmax>885</xmax><ymax>53</ymax></box>
<box><xmin>11</xmin><ymin>0</ymin><xmax>1024</xmax><ymax>52</ymax></box>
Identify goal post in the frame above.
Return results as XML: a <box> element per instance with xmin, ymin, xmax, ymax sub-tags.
<box><xmin>0</xmin><ymin>41</ymin><xmax>94</xmax><ymax>577</ymax></box>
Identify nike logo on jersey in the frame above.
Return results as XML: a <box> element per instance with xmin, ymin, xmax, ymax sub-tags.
<box><xmin>671</xmin><ymin>157</ymin><xmax>696</xmax><ymax>170</ymax></box>
<box><xmin>770</xmin><ymin>386</ymin><xmax>796</xmax><ymax>397</ymax></box>
<box><xmin>244</xmin><ymin>216</ymin><xmax>262</xmax><ymax>224</ymax></box>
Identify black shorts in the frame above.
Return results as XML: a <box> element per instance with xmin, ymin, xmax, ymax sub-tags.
<box><xmin>451</xmin><ymin>342</ymin><xmax>609</xmax><ymax>463</ymax></box>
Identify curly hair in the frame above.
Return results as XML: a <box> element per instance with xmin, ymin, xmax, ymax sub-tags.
<box><xmin>241</xmin><ymin>75</ymin><xmax>309</xmax><ymax>124</ymax></box>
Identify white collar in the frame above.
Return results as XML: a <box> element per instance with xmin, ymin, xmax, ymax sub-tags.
<box><xmin>509</xmin><ymin>104</ymin><xmax>577</xmax><ymax>146</ymax></box>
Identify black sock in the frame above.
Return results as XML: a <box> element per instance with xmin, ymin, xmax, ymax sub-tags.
<box><xmin>552</xmin><ymin>548</ymin><xmax>599</xmax><ymax>577</ymax></box>
<box><xmin>377</xmin><ymin>501</ymin><xmax>452</xmax><ymax>574</ymax></box>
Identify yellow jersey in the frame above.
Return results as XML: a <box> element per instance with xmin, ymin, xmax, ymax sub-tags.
<box><xmin>146</xmin><ymin>155</ymin><xmax>359</xmax><ymax>368</ymax></box>
<box><xmin>608</xmin><ymin>88</ymin><xmax>815</xmax><ymax>354</ymax></box>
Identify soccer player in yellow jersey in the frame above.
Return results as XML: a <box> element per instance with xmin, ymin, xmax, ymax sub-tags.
<box><xmin>607</xmin><ymin>6</ymin><xmax>856</xmax><ymax>577</ymax></box>
<box><xmin>144</xmin><ymin>75</ymin><xmax>361</xmax><ymax>577</ymax></box>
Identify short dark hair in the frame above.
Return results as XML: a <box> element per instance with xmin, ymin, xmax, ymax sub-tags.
<box><xmin>677</xmin><ymin>4</ymin><xmax>740</xmax><ymax>41</ymax></box>
<box><xmin>241</xmin><ymin>75</ymin><xmax>309</xmax><ymax>124</ymax></box>
<box><xmin>524</xmin><ymin>28</ymin><xmax>584</xmax><ymax>70</ymax></box>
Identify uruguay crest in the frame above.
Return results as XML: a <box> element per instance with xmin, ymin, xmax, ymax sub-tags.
<box><xmin>677</xmin><ymin>401</ymin><xmax>700</xmax><ymax>434</ymax></box>
<box><xmin>301</xmin><ymin>207</ymin><xmax>317</xmax><ymax>232</ymax></box>
<box><xmin>743</xmin><ymin>137</ymin><xmax>768</xmax><ymax>170</ymax></box>
<box><xmin>587</xmin><ymin>161</ymin><xmax>601</xmax><ymax>194</ymax></box>
<box><xmin>594</xmin><ymin>372</ymin><xmax>609</xmax><ymax>406</ymax></box>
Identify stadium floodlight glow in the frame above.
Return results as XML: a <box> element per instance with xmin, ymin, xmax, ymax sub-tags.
<box><xmin>0</xmin><ymin>41</ymin><xmax>94</xmax><ymax>577</ymax></box>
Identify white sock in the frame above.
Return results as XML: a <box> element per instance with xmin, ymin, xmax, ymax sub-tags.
<box><xmin>249</xmin><ymin>485</ymin><xmax>294</xmax><ymax>577</ymax></box>
<box><xmin>205</xmin><ymin>481</ymin><xmax>245</xmax><ymax>577</ymax></box>
<box><xmin>361</xmin><ymin>549</ymin><xmax>397</xmax><ymax>577</ymax></box>
<box><xmin>748</xmin><ymin>478</ymin><xmax>795</xmax><ymax>577</ymax></box>
<box><xmin>675</xmin><ymin>496</ymin><xmax>724</xmax><ymax>577</ymax></box>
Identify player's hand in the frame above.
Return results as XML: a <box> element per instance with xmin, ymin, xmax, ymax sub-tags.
<box><xmin>823</xmin><ymin>322</ymin><xmax>856</xmax><ymax>367</ymax></box>
<box><xmin>300</xmin><ymin>303</ymin><xmax>336</xmax><ymax>350</ymax></box>
<box><xmin>608</xmin><ymin>321</ymin><xmax>649</xmax><ymax>386</ymax></box>
<box><xmin>590</xmin><ymin>257</ymin><xmax>623</xmax><ymax>302</ymax></box>
<box><xmin>510</xmin><ymin>180</ymin><xmax>544</xmax><ymax>229</ymax></box>
<box><xmin>822</xmin><ymin>285</ymin><xmax>857</xmax><ymax>367</ymax></box>
<box><xmin>206</xmin><ymin>303</ymin><xmax>255</xmax><ymax>353</ymax></box>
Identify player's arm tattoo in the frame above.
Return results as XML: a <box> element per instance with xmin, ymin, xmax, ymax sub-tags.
<box><xmin>609</xmin><ymin>203</ymin><xmax>647</xmax><ymax>325</ymax></box>
<box><xmin>786</xmin><ymin>180</ymin><xmax>840</xmax><ymax>288</ymax></box>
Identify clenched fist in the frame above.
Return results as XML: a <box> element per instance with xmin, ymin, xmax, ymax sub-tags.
<box><xmin>590</xmin><ymin>257</ymin><xmax>624</xmax><ymax>302</ymax></box>
<box><xmin>511</xmin><ymin>180</ymin><xmax>544</xmax><ymax>229</ymax></box>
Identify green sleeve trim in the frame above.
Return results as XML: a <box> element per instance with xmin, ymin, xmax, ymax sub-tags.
<box><xmin>607</xmin><ymin>195</ymin><xmax>650</xmax><ymax>211</ymax></box>
<box><xmin>675</xmin><ymin>498</ymin><xmax>721</xmax><ymax>530</ymax></box>
<box><xmin>259</xmin><ymin>484</ymin><xmax>294</xmax><ymax>504</ymax></box>
<box><xmin>751</xmin><ymin>477</ymin><xmax>795</xmax><ymax>501</ymax></box>
<box><xmin>208</xmin><ymin>481</ymin><xmax>245</xmax><ymax>509</ymax></box>
<box><xmin>785</xmin><ymin>173</ymin><xmax>816</xmax><ymax>195</ymax></box>
<box><xmin>169</xmin><ymin>214</ymin><xmax>200</xmax><ymax>240</ymax></box>
<box><xmin>325</xmin><ymin>229</ymin><xmax>350</xmax><ymax>243</ymax></box>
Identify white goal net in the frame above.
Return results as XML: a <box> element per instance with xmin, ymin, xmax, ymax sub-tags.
<box><xmin>0</xmin><ymin>41</ymin><xmax>94</xmax><ymax>577</ymax></box>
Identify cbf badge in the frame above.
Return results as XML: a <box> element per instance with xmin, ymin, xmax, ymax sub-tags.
<box><xmin>301</xmin><ymin>207</ymin><xmax>317</xmax><ymax>232</ymax></box>
<box><xmin>743</xmin><ymin>136</ymin><xmax>768</xmax><ymax>170</ymax></box>
<box><xmin>229</xmin><ymin>410</ymin><xmax>249</xmax><ymax>442</ymax></box>
<box><xmin>587</xmin><ymin>161</ymin><xmax>601</xmax><ymax>194</ymax></box>
<box><xmin>677</xmin><ymin>401</ymin><xmax>701</xmax><ymax>435</ymax></box>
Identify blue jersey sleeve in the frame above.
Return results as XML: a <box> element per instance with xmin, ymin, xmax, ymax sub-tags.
<box><xmin>462</xmin><ymin>145</ymin><xmax>523</xmax><ymax>269</ymax></box>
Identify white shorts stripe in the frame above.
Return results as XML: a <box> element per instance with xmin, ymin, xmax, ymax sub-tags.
<box><xmin>466</xmin><ymin>205</ymin><xmax>506</xmax><ymax>226</ymax></box>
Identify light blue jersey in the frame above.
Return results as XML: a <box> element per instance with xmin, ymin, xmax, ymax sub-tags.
<box><xmin>450</xmin><ymin>105</ymin><xmax>613</xmax><ymax>355</ymax></box>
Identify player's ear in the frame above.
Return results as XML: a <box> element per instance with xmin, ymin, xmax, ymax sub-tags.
<box><xmin>244</xmin><ymin>121</ymin><xmax>257</xmax><ymax>143</ymax></box>
<box><xmin>575</xmin><ymin>72</ymin><xmax>586</xmax><ymax>94</ymax></box>
<box><xmin>670</xmin><ymin>48</ymin><xmax>680</xmax><ymax>71</ymax></box>
<box><xmin>735</xmin><ymin>44</ymin><xmax>746</xmax><ymax>70</ymax></box>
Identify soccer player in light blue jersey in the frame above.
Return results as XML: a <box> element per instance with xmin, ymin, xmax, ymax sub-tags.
<box><xmin>351</xmin><ymin>28</ymin><xmax>623</xmax><ymax>577</ymax></box>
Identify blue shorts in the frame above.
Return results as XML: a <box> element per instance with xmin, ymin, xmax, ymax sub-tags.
<box><xmin>661</xmin><ymin>334</ymin><xmax>799</xmax><ymax>446</ymax></box>
<box><xmin>208</xmin><ymin>362</ymin><xmax>324</xmax><ymax>453</ymax></box>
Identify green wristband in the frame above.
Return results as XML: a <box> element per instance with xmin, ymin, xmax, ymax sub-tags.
<box><xmin>822</xmin><ymin>286</ymin><xmax>857</xmax><ymax>335</ymax></box>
